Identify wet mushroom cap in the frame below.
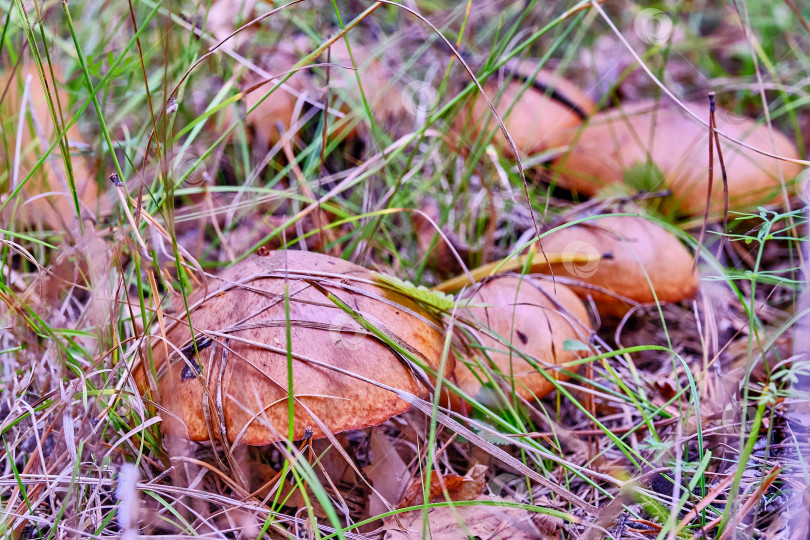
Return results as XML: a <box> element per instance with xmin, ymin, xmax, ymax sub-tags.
<box><xmin>549</xmin><ymin>100</ymin><xmax>802</xmax><ymax>216</ymax></box>
<box><xmin>452</xmin><ymin>275</ymin><xmax>591</xmax><ymax>410</ymax></box>
<box><xmin>539</xmin><ymin>215</ymin><xmax>699</xmax><ymax>315</ymax></box>
<box><xmin>134</xmin><ymin>250</ymin><xmax>451</xmax><ymax>445</ymax></box>
<box><xmin>453</xmin><ymin>64</ymin><xmax>595</xmax><ymax>157</ymax></box>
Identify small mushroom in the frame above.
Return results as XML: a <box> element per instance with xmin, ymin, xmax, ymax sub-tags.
<box><xmin>538</xmin><ymin>215</ymin><xmax>699</xmax><ymax>316</ymax></box>
<box><xmin>452</xmin><ymin>275</ymin><xmax>592</xmax><ymax>411</ymax></box>
<box><xmin>134</xmin><ymin>250</ymin><xmax>452</xmax><ymax>444</ymax></box>
<box><xmin>549</xmin><ymin>100</ymin><xmax>803</xmax><ymax>216</ymax></box>
<box><xmin>453</xmin><ymin>62</ymin><xmax>595</xmax><ymax>157</ymax></box>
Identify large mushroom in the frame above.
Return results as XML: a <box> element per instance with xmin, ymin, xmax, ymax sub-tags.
<box><xmin>538</xmin><ymin>215</ymin><xmax>699</xmax><ymax>316</ymax></box>
<box><xmin>453</xmin><ymin>62</ymin><xmax>595</xmax><ymax>158</ymax></box>
<box><xmin>549</xmin><ymin>100</ymin><xmax>803</xmax><ymax>216</ymax></box>
<box><xmin>452</xmin><ymin>275</ymin><xmax>592</xmax><ymax>411</ymax></box>
<box><xmin>135</xmin><ymin>250</ymin><xmax>452</xmax><ymax>444</ymax></box>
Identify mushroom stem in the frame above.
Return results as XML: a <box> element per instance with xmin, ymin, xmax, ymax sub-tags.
<box><xmin>432</xmin><ymin>249</ymin><xmax>602</xmax><ymax>293</ymax></box>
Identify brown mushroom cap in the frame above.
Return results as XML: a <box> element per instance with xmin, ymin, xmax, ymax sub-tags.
<box><xmin>453</xmin><ymin>64</ymin><xmax>595</xmax><ymax>157</ymax></box>
<box><xmin>539</xmin><ymin>215</ymin><xmax>699</xmax><ymax>315</ymax></box>
<box><xmin>550</xmin><ymin>100</ymin><xmax>803</xmax><ymax>216</ymax></box>
<box><xmin>135</xmin><ymin>250</ymin><xmax>452</xmax><ymax>445</ymax></box>
<box><xmin>452</xmin><ymin>275</ymin><xmax>591</xmax><ymax>410</ymax></box>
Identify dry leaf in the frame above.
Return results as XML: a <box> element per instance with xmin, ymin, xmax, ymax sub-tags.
<box><xmin>364</xmin><ymin>430</ymin><xmax>410</xmax><ymax>517</ymax></box>
<box><xmin>397</xmin><ymin>463</ymin><xmax>488</xmax><ymax>509</ymax></box>
<box><xmin>384</xmin><ymin>495</ymin><xmax>547</xmax><ymax>540</ymax></box>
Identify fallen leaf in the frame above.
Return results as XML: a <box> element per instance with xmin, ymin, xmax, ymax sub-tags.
<box><xmin>397</xmin><ymin>463</ymin><xmax>488</xmax><ymax>509</ymax></box>
<box><xmin>364</xmin><ymin>430</ymin><xmax>410</xmax><ymax>517</ymax></box>
<box><xmin>384</xmin><ymin>495</ymin><xmax>550</xmax><ymax>540</ymax></box>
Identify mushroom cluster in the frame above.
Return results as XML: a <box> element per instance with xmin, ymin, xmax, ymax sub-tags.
<box><xmin>138</xmin><ymin>48</ymin><xmax>805</xmax><ymax>442</ymax></box>
<box><xmin>436</xmin><ymin>60</ymin><xmax>804</xmax><ymax>320</ymax></box>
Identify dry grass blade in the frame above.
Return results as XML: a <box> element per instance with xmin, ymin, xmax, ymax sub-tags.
<box><xmin>374</xmin><ymin>0</ymin><xmax>541</xmax><ymax>239</ymax></box>
<box><xmin>714</xmin><ymin>465</ymin><xmax>782</xmax><ymax>540</ymax></box>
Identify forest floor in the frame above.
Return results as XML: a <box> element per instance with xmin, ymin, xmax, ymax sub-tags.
<box><xmin>1</xmin><ymin>0</ymin><xmax>809</xmax><ymax>538</ymax></box>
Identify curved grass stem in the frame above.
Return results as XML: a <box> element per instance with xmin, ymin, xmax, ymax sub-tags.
<box><xmin>432</xmin><ymin>248</ymin><xmax>602</xmax><ymax>293</ymax></box>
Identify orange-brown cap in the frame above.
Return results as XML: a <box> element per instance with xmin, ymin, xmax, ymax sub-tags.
<box><xmin>452</xmin><ymin>275</ymin><xmax>592</xmax><ymax>411</ymax></box>
<box><xmin>550</xmin><ymin>100</ymin><xmax>802</xmax><ymax>216</ymax></box>
<box><xmin>539</xmin><ymin>215</ymin><xmax>699</xmax><ymax>316</ymax></box>
<box><xmin>135</xmin><ymin>250</ymin><xmax>452</xmax><ymax>445</ymax></box>
<box><xmin>452</xmin><ymin>64</ymin><xmax>595</xmax><ymax>158</ymax></box>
